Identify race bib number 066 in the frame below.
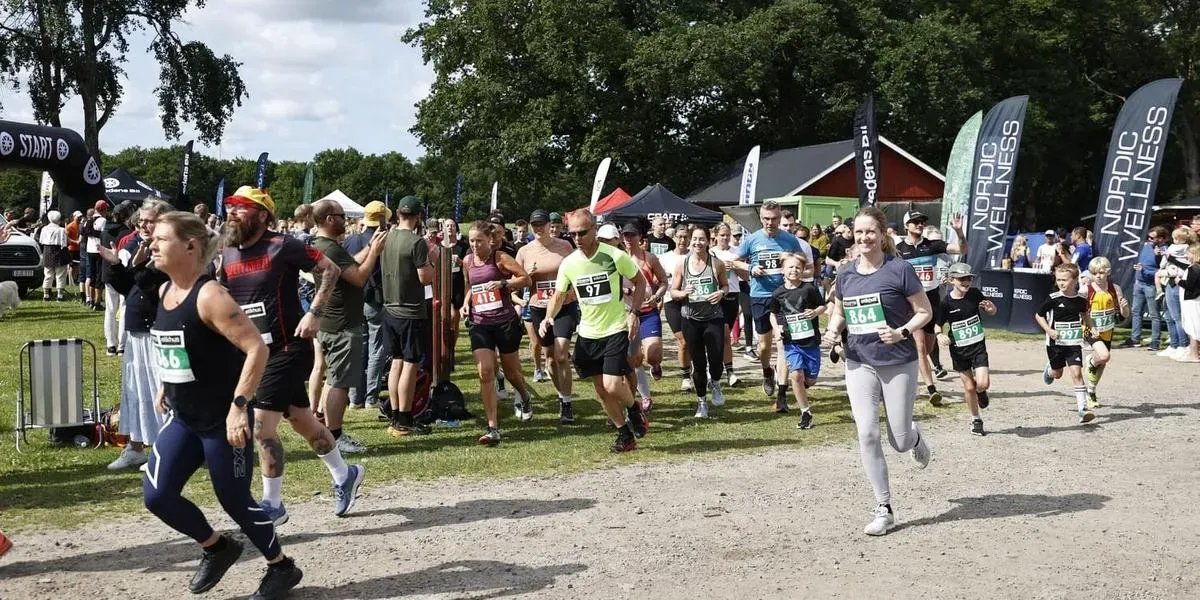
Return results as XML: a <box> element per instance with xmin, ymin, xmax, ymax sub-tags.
<box><xmin>151</xmin><ymin>329</ymin><xmax>196</xmax><ymax>384</ymax></box>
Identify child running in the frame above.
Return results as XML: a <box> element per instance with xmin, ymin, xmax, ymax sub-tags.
<box><xmin>935</xmin><ymin>263</ymin><xmax>996</xmax><ymax>436</ymax></box>
<box><xmin>768</xmin><ymin>253</ymin><xmax>825</xmax><ymax>429</ymax></box>
<box><xmin>1081</xmin><ymin>257</ymin><xmax>1129</xmax><ymax>408</ymax></box>
<box><xmin>1035</xmin><ymin>263</ymin><xmax>1096</xmax><ymax>424</ymax></box>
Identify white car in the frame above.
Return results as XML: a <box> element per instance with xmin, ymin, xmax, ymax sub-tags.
<box><xmin>0</xmin><ymin>214</ymin><xmax>44</xmax><ymax>297</ymax></box>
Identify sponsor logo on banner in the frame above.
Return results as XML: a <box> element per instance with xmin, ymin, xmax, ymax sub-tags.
<box><xmin>104</xmin><ymin>177</ymin><xmax>120</xmax><ymax>189</ymax></box>
<box><xmin>981</xmin><ymin>286</ymin><xmax>1002</xmax><ymax>299</ymax></box>
<box><xmin>56</xmin><ymin>139</ymin><xmax>69</xmax><ymax>160</ymax></box>
<box><xmin>0</xmin><ymin>132</ymin><xmax>13</xmax><ymax>156</ymax></box>
<box><xmin>1013</xmin><ymin>287</ymin><xmax>1032</xmax><ymax>301</ymax></box>
<box><xmin>966</xmin><ymin>95</ymin><xmax>1028</xmax><ymax>274</ymax></box>
<box><xmin>18</xmin><ymin>133</ymin><xmax>56</xmax><ymax>160</ymax></box>
<box><xmin>84</xmin><ymin>157</ymin><xmax>101</xmax><ymax>184</ymax></box>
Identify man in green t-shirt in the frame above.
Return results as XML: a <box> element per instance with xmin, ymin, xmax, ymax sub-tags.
<box><xmin>541</xmin><ymin>210</ymin><xmax>649</xmax><ymax>453</ymax></box>
<box><xmin>311</xmin><ymin>199</ymin><xmax>386</xmax><ymax>454</ymax></box>
<box><xmin>380</xmin><ymin>195</ymin><xmax>435</xmax><ymax>436</ymax></box>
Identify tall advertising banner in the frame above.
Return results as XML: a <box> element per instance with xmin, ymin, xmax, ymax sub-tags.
<box><xmin>453</xmin><ymin>174</ymin><xmax>463</xmax><ymax>222</ymax></box>
<box><xmin>738</xmin><ymin>145</ymin><xmax>760</xmax><ymax>206</ymax></box>
<box><xmin>853</xmin><ymin>94</ymin><xmax>881</xmax><ymax>207</ymax></box>
<box><xmin>490</xmin><ymin>181</ymin><xmax>498</xmax><ymax>212</ymax></box>
<box><xmin>1093</xmin><ymin>78</ymin><xmax>1182</xmax><ymax>294</ymax></box>
<box><xmin>215</xmin><ymin>177</ymin><xmax>226</xmax><ymax>221</ymax></box>
<box><xmin>590</xmin><ymin>157</ymin><xmax>612</xmax><ymax>212</ymax></box>
<box><xmin>177</xmin><ymin>140</ymin><xmax>193</xmax><ymax>207</ymax></box>
<box><xmin>38</xmin><ymin>171</ymin><xmax>54</xmax><ymax>218</ymax></box>
<box><xmin>966</xmin><ymin>96</ymin><xmax>1028</xmax><ymax>275</ymax></box>
<box><xmin>302</xmin><ymin>163</ymin><xmax>314</xmax><ymax>204</ymax></box>
<box><xmin>941</xmin><ymin>111</ymin><xmax>983</xmax><ymax>248</ymax></box>
<box><xmin>255</xmin><ymin>152</ymin><xmax>269</xmax><ymax>189</ymax></box>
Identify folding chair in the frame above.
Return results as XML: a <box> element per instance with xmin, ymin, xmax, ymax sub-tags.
<box><xmin>15</xmin><ymin>338</ymin><xmax>101</xmax><ymax>453</ymax></box>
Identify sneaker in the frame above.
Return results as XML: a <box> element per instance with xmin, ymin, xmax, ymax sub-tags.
<box><xmin>257</xmin><ymin>500</ymin><xmax>289</xmax><ymax>527</ymax></box>
<box><xmin>627</xmin><ymin>404</ymin><xmax>649</xmax><ymax>438</ymax></box>
<box><xmin>650</xmin><ymin>363</ymin><xmax>662</xmax><ymax>381</ymax></box>
<box><xmin>497</xmin><ymin>385</ymin><xmax>509</xmax><ymax>401</ymax></box>
<box><xmin>1086</xmin><ymin>392</ymin><xmax>1101</xmax><ymax>409</ymax></box>
<box><xmin>107</xmin><ymin>448</ymin><xmax>147</xmax><ymax>471</ymax></box>
<box><xmin>933</xmin><ymin>365</ymin><xmax>949</xmax><ymax>379</ymax></box>
<box><xmin>533</xmin><ymin>368</ymin><xmax>546</xmax><ymax>383</ymax></box>
<box><xmin>1117</xmin><ymin>338</ymin><xmax>1137</xmax><ymax>349</ymax></box>
<box><xmin>188</xmin><ymin>535</ymin><xmax>244</xmax><ymax>594</ymax></box>
<box><xmin>1042</xmin><ymin>361</ymin><xmax>1054</xmax><ymax>385</ymax></box>
<box><xmin>743</xmin><ymin>347</ymin><xmax>758</xmax><ymax>361</ymax></box>
<box><xmin>928</xmin><ymin>389</ymin><xmax>943</xmax><ymax>407</ymax></box>
<box><xmin>513</xmin><ymin>396</ymin><xmax>523</xmax><ymax>419</ymax></box>
<box><xmin>1174</xmin><ymin>347</ymin><xmax>1192</xmax><ymax>360</ymax></box>
<box><xmin>709</xmin><ymin>380</ymin><xmax>726</xmax><ymax>407</ymax></box>
<box><xmin>694</xmin><ymin>399</ymin><xmax>709</xmax><ymax>419</ymax></box>
<box><xmin>610</xmin><ymin>427</ymin><xmax>636</xmax><ymax>453</ymax></box>
<box><xmin>388</xmin><ymin>420</ymin><xmax>432</xmax><ymax>437</ymax></box>
<box><xmin>1084</xmin><ymin>357</ymin><xmax>1099</xmax><ymax>386</ymax></box>
<box><xmin>116</xmin><ymin>346</ymin><xmax>124</xmax><ymax>355</ymax></box>
<box><xmin>727</xmin><ymin>370</ymin><xmax>740</xmax><ymax>387</ymax></box>
<box><xmin>911</xmin><ymin>431</ymin><xmax>931</xmax><ymax>469</ymax></box>
<box><xmin>336</xmin><ymin>433</ymin><xmax>366</xmax><ymax>454</ymax></box>
<box><xmin>558</xmin><ymin>402</ymin><xmax>575</xmax><ymax>425</ymax></box>
<box><xmin>519</xmin><ymin>394</ymin><xmax>532</xmax><ymax>422</ymax></box>
<box><xmin>681</xmin><ymin>376</ymin><xmax>694</xmax><ymax>392</ymax></box>
<box><xmin>830</xmin><ymin>345</ymin><xmax>841</xmax><ymax>364</ymax></box>
<box><xmin>762</xmin><ymin>369</ymin><xmax>777</xmax><ymax>397</ymax></box>
<box><xmin>250</xmin><ymin>557</ymin><xmax>303</xmax><ymax>600</ymax></box>
<box><xmin>106</xmin><ymin>346</ymin><xmax>117</xmax><ymax>357</ymax></box>
<box><xmin>797</xmin><ymin>410</ymin><xmax>814</xmax><ymax>430</ymax></box>
<box><xmin>478</xmin><ymin>427</ymin><xmax>501</xmax><ymax>446</ymax></box>
<box><xmin>977</xmin><ymin>391</ymin><xmax>990</xmax><ymax>409</ymax></box>
<box><xmin>1078</xmin><ymin>408</ymin><xmax>1096</xmax><ymax>424</ymax></box>
<box><xmin>641</xmin><ymin>396</ymin><xmax>653</xmax><ymax>413</ymax></box>
<box><xmin>863</xmin><ymin>504</ymin><xmax>895</xmax><ymax>536</ymax></box>
<box><xmin>349</xmin><ymin>403</ymin><xmax>365</xmax><ymax>410</ymax></box>
<box><xmin>1157</xmin><ymin>347</ymin><xmax>1177</xmax><ymax>357</ymax></box>
<box><xmin>774</xmin><ymin>396</ymin><xmax>789</xmax><ymax>413</ymax></box>
<box><xmin>333</xmin><ymin>464</ymin><xmax>365</xmax><ymax>517</ymax></box>
<box><xmin>970</xmin><ymin>418</ymin><xmax>985</xmax><ymax>436</ymax></box>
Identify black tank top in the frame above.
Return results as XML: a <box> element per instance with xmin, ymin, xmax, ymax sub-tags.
<box><xmin>153</xmin><ymin>275</ymin><xmax>245</xmax><ymax>431</ymax></box>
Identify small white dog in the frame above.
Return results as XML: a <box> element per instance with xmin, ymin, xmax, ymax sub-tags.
<box><xmin>0</xmin><ymin>280</ymin><xmax>21</xmax><ymax>317</ymax></box>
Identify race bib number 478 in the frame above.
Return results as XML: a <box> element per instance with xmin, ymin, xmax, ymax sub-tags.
<box><xmin>843</xmin><ymin>293</ymin><xmax>886</xmax><ymax>335</ymax></box>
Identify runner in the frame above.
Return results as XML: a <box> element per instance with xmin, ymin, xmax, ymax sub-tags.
<box><xmin>515</xmin><ymin>209</ymin><xmax>580</xmax><ymax>423</ymax></box>
<box><xmin>895</xmin><ymin>210</ymin><xmax>967</xmax><ymax>407</ymax></box>
<box><xmin>659</xmin><ymin>227</ymin><xmax>693</xmax><ymax>389</ymax></box>
<box><xmin>598</xmin><ymin>224</ymin><xmax>646</xmax><ymax>408</ymax></box>
<box><xmin>732</xmin><ymin>200</ymin><xmax>812</xmax><ymax>407</ymax></box>
<box><xmin>647</xmin><ymin>216</ymin><xmax>675</xmax><ymax>256</ymax></box>
<box><xmin>541</xmin><ymin>210</ymin><xmax>649</xmax><ymax>452</ymax></box>
<box><xmin>936</xmin><ymin>263</ymin><xmax>997</xmax><ymax>436</ymax></box>
<box><xmin>768</xmin><ymin>253</ymin><xmax>824</xmax><ymax>429</ymax></box>
<box><xmin>1035</xmin><ymin>262</ymin><xmax>1096</xmax><ymax>424</ymax></box>
<box><xmin>443</xmin><ymin>218</ymin><xmax>470</xmax><ymax>365</ymax></box>
<box><xmin>712</xmin><ymin>223</ymin><xmax>742</xmax><ymax>387</ymax></box>
<box><xmin>464</xmin><ymin>220</ymin><xmax>534</xmax><ymax>444</ymax></box>
<box><xmin>820</xmin><ymin>206</ymin><xmax>933</xmax><ymax>536</ymax></box>
<box><xmin>669</xmin><ymin>226</ymin><xmax>729</xmax><ymax>418</ymax></box>
<box><xmin>220</xmin><ymin>186</ymin><xmax>364</xmax><ymax>524</ymax></box>
<box><xmin>619</xmin><ymin>221</ymin><xmax>670</xmax><ymax>410</ymax></box>
<box><xmin>145</xmin><ymin>211</ymin><xmax>302</xmax><ymax>599</ymax></box>
<box><xmin>1080</xmin><ymin>257</ymin><xmax>1129</xmax><ymax>408</ymax></box>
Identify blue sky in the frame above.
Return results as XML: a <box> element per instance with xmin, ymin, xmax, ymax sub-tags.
<box><xmin>0</xmin><ymin>0</ymin><xmax>434</xmax><ymax>162</ymax></box>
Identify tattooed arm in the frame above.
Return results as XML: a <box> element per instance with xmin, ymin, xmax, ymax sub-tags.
<box><xmin>296</xmin><ymin>255</ymin><xmax>341</xmax><ymax>338</ymax></box>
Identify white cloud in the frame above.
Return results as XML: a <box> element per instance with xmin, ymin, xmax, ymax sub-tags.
<box><xmin>222</xmin><ymin>0</ymin><xmax>419</xmax><ymax>25</ymax></box>
<box><xmin>260</xmin><ymin>98</ymin><xmax>343</xmax><ymax>122</ymax></box>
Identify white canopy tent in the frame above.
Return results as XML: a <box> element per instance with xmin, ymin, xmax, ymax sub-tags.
<box><xmin>318</xmin><ymin>189</ymin><xmax>365</xmax><ymax>218</ymax></box>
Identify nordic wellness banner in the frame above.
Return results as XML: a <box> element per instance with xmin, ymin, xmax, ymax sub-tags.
<box><xmin>966</xmin><ymin>96</ymin><xmax>1028</xmax><ymax>274</ymax></box>
<box><xmin>941</xmin><ymin>111</ymin><xmax>982</xmax><ymax>248</ymax></box>
<box><xmin>177</xmin><ymin>140</ymin><xmax>193</xmax><ymax>207</ymax></box>
<box><xmin>853</xmin><ymin>94</ymin><xmax>880</xmax><ymax>207</ymax></box>
<box><xmin>1093</xmin><ymin>78</ymin><xmax>1182</xmax><ymax>293</ymax></box>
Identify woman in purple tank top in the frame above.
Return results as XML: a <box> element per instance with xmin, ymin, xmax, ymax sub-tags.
<box><xmin>463</xmin><ymin>221</ymin><xmax>533</xmax><ymax>445</ymax></box>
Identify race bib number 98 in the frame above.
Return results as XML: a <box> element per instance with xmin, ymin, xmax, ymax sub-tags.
<box><xmin>843</xmin><ymin>293</ymin><xmax>886</xmax><ymax>335</ymax></box>
<box><xmin>575</xmin><ymin>273</ymin><xmax>614</xmax><ymax>305</ymax></box>
<box><xmin>151</xmin><ymin>329</ymin><xmax>196</xmax><ymax>384</ymax></box>
<box><xmin>470</xmin><ymin>284</ymin><xmax>503</xmax><ymax>313</ymax></box>
<box><xmin>757</xmin><ymin>251</ymin><xmax>783</xmax><ymax>275</ymax></box>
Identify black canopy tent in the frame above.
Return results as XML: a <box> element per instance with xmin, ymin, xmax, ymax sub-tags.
<box><xmin>103</xmin><ymin>168</ymin><xmax>171</xmax><ymax>203</ymax></box>
<box><xmin>0</xmin><ymin>120</ymin><xmax>105</xmax><ymax>216</ymax></box>
<box><xmin>606</xmin><ymin>184</ymin><xmax>723</xmax><ymax>225</ymax></box>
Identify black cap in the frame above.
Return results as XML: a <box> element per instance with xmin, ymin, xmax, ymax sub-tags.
<box><xmin>620</xmin><ymin>222</ymin><xmax>642</xmax><ymax>236</ymax></box>
<box><xmin>396</xmin><ymin>195</ymin><xmax>423</xmax><ymax>215</ymax></box>
<box><xmin>529</xmin><ymin>209</ymin><xmax>550</xmax><ymax>225</ymax></box>
<box><xmin>903</xmin><ymin>210</ymin><xmax>927</xmax><ymax>225</ymax></box>
<box><xmin>488</xmin><ymin>211</ymin><xmax>504</xmax><ymax>225</ymax></box>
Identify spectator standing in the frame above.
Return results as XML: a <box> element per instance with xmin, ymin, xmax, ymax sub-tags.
<box><xmin>1122</xmin><ymin>226</ymin><xmax>1168</xmax><ymax>350</ymax></box>
<box><xmin>38</xmin><ymin>210</ymin><xmax>70</xmax><ymax>301</ymax></box>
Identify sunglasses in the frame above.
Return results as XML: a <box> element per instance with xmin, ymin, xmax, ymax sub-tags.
<box><xmin>568</xmin><ymin>228</ymin><xmax>591</xmax><ymax>238</ymax></box>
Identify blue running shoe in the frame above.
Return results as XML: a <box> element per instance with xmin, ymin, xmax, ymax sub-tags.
<box><xmin>258</xmin><ymin>500</ymin><xmax>288</xmax><ymax>527</ymax></box>
<box><xmin>1042</xmin><ymin>362</ymin><xmax>1053</xmax><ymax>386</ymax></box>
<box><xmin>333</xmin><ymin>464</ymin><xmax>365</xmax><ymax>517</ymax></box>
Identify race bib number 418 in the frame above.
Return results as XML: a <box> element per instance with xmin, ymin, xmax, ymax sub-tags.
<box><xmin>470</xmin><ymin>284</ymin><xmax>503</xmax><ymax>313</ymax></box>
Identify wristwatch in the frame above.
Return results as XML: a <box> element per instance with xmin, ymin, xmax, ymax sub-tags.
<box><xmin>899</xmin><ymin>327</ymin><xmax>911</xmax><ymax>339</ymax></box>
<box><xmin>233</xmin><ymin>395</ymin><xmax>249</xmax><ymax>408</ymax></box>
<box><xmin>308</xmin><ymin>305</ymin><xmax>323</xmax><ymax>318</ymax></box>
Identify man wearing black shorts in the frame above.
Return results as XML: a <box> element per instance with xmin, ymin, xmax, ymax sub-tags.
<box><xmin>380</xmin><ymin>196</ymin><xmax>436</xmax><ymax>436</ymax></box>
<box><xmin>221</xmin><ymin>186</ymin><xmax>363</xmax><ymax>525</ymax></box>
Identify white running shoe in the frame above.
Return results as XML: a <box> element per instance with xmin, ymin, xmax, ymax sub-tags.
<box><xmin>911</xmin><ymin>431</ymin><xmax>931</xmax><ymax>469</ymax></box>
<box><xmin>1157</xmin><ymin>347</ymin><xmax>1177</xmax><ymax>357</ymax></box>
<box><xmin>727</xmin><ymin>370</ymin><xmax>740</xmax><ymax>387</ymax></box>
<box><xmin>107</xmin><ymin>448</ymin><xmax>147</xmax><ymax>471</ymax></box>
<box><xmin>694</xmin><ymin>399</ymin><xmax>709</xmax><ymax>419</ymax></box>
<box><xmin>863</xmin><ymin>504</ymin><xmax>895</xmax><ymax>536</ymax></box>
<box><xmin>710</xmin><ymin>380</ymin><xmax>726</xmax><ymax>406</ymax></box>
<box><xmin>533</xmin><ymin>368</ymin><xmax>546</xmax><ymax>382</ymax></box>
<box><xmin>1174</xmin><ymin>347</ymin><xmax>1191</xmax><ymax>360</ymax></box>
<box><xmin>336</xmin><ymin>433</ymin><xmax>367</xmax><ymax>454</ymax></box>
<box><xmin>681</xmin><ymin>377</ymin><xmax>694</xmax><ymax>392</ymax></box>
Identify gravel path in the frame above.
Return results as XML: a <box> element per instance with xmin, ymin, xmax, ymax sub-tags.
<box><xmin>1</xmin><ymin>340</ymin><xmax>1197</xmax><ymax>599</ymax></box>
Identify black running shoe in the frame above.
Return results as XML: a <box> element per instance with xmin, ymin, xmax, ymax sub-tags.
<box><xmin>971</xmin><ymin>419</ymin><xmax>985</xmax><ymax>436</ymax></box>
<box><xmin>627</xmin><ymin>404</ymin><xmax>648</xmax><ymax>438</ymax></box>
<box><xmin>774</xmin><ymin>393</ymin><xmax>789</xmax><ymax>414</ymax></box>
<box><xmin>797</xmin><ymin>410</ymin><xmax>814</xmax><ymax>430</ymax></box>
<box><xmin>977</xmin><ymin>391</ymin><xmax>990</xmax><ymax>409</ymax></box>
<box><xmin>250</xmin><ymin>557</ymin><xmax>303</xmax><ymax>600</ymax></box>
<box><xmin>559</xmin><ymin>402</ymin><xmax>575</xmax><ymax>425</ymax></box>
<box><xmin>189</xmin><ymin>535</ymin><xmax>244</xmax><ymax>594</ymax></box>
<box><xmin>610</xmin><ymin>427</ymin><xmax>636</xmax><ymax>453</ymax></box>
<box><xmin>933</xmin><ymin>365</ymin><xmax>949</xmax><ymax>379</ymax></box>
<box><xmin>830</xmin><ymin>345</ymin><xmax>841</xmax><ymax>363</ymax></box>
<box><xmin>762</xmin><ymin>368</ymin><xmax>777</xmax><ymax>397</ymax></box>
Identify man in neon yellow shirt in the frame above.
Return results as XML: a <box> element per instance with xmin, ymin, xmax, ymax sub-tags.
<box><xmin>541</xmin><ymin>210</ymin><xmax>649</xmax><ymax>452</ymax></box>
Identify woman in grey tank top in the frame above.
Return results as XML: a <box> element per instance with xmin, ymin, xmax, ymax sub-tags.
<box><xmin>669</xmin><ymin>226</ymin><xmax>729</xmax><ymax>417</ymax></box>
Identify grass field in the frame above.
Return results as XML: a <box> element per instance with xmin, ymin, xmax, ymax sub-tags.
<box><xmin>0</xmin><ymin>296</ymin><xmax>1132</xmax><ymax>532</ymax></box>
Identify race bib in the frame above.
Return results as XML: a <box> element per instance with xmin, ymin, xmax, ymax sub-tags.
<box><xmin>757</xmin><ymin>251</ymin><xmax>783</xmax><ymax>275</ymax></box>
<box><xmin>451</xmin><ymin>260</ymin><xmax>461</xmax><ymax>273</ymax></box>
<box><xmin>470</xmin><ymin>284</ymin><xmax>503</xmax><ymax>313</ymax></box>
<box><xmin>1054</xmin><ymin>320</ymin><xmax>1084</xmax><ymax>346</ymax></box>
<box><xmin>533</xmin><ymin>280</ymin><xmax>556</xmax><ymax>303</ymax></box>
<box><xmin>240</xmin><ymin>302</ymin><xmax>272</xmax><ymax>344</ymax></box>
<box><xmin>1092</xmin><ymin>308</ymin><xmax>1115</xmax><ymax>333</ymax></box>
<box><xmin>649</xmin><ymin>242</ymin><xmax>669</xmax><ymax>256</ymax></box>
<box><xmin>686</xmin><ymin>275</ymin><xmax>716</xmax><ymax>303</ymax></box>
<box><xmin>785</xmin><ymin>314</ymin><xmax>815</xmax><ymax>340</ymax></box>
<box><xmin>575</xmin><ymin>273</ymin><xmax>613</xmax><ymax>305</ymax></box>
<box><xmin>843</xmin><ymin>293</ymin><xmax>886</xmax><ymax>335</ymax></box>
<box><xmin>950</xmin><ymin>315</ymin><xmax>985</xmax><ymax>347</ymax></box>
<box><xmin>913</xmin><ymin>265</ymin><xmax>937</xmax><ymax>290</ymax></box>
<box><xmin>151</xmin><ymin>329</ymin><xmax>196</xmax><ymax>384</ymax></box>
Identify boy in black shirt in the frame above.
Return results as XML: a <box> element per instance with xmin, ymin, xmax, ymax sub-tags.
<box><xmin>1034</xmin><ymin>263</ymin><xmax>1095</xmax><ymax>424</ymax></box>
<box><xmin>937</xmin><ymin>263</ymin><xmax>997</xmax><ymax>436</ymax></box>
<box><xmin>769</xmin><ymin>253</ymin><xmax>825</xmax><ymax>429</ymax></box>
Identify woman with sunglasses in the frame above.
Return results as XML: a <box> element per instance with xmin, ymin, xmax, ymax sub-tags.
<box><xmin>659</xmin><ymin>226</ymin><xmax>694</xmax><ymax>389</ymax></box>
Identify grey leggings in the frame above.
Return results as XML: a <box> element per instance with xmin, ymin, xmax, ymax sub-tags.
<box><xmin>845</xmin><ymin>359</ymin><xmax>920</xmax><ymax>506</ymax></box>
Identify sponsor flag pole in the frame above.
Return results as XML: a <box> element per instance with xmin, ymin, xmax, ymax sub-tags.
<box><xmin>215</xmin><ymin>177</ymin><xmax>226</xmax><ymax>221</ymax></box>
<box><xmin>454</xmin><ymin>174</ymin><xmax>463</xmax><ymax>222</ymax></box>
<box><xmin>853</xmin><ymin>94</ymin><xmax>881</xmax><ymax>207</ymax></box>
<box><xmin>176</xmin><ymin>140</ymin><xmax>193</xmax><ymax>208</ymax></box>
<box><xmin>941</xmin><ymin>111</ymin><xmax>983</xmax><ymax>252</ymax></box>
<box><xmin>38</xmin><ymin>171</ymin><xmax>54</xmax><ymax>218</ymax></box>
<box><xmin>490</xmin><ymin>181</ymin><xmax>498</xmax><ymax>213</ymax></box>
<box><xmin>302</xmin><ymin>162</ymin><xmax>315</xmax><ymax>204</ymax></box>
<box><xmin>254</xmin><ymin>152</ymin><xmax>269</xmax><ymax>189</ymax></box>
<box><xmin>738</xmin><ymin>145</ymin><xmax>761</xmax><ymax>206</ymax></box>
<box><xmin>590</xmin><ymin>157</ymin><xmax>612</xmax><ymax>212</ymax></box>
<box><xmin>965</xmin><ymin>96</ymin><xmax>1029</xmax><ymax>274</ymax></box>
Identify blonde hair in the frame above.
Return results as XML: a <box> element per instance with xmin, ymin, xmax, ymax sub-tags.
<box><xmin>158</xmin><ymin>211</ymin><xmax>223</xmax><ymax>266</ymax></box>
<box><xmin>1173</xmin><ymin>226</ymin><xmax>1197</xmax><ymax>245</ymax></box>
<box><xmin>1054</xmin><ymin>262</ymin><xmax>1080</xmax><ymax>279</ymax></box>
<box><xmin>853</xmin><ymin>206</ymin><xmax>897</xmax><ymax>256</ymax></box>
<box><xmin>1088</xmin><ymin>256</ymin><xmax>1111</xmax><ymax>274</ymax></box>
<box><xmin>1189</xmin><ymin>243</ymin><xmax>1200</xmax><ymax>264</ymax></box>
<box><xmin>782</xmin><ymin>252</ymin><xmax>808</xmax><ymax>267</ymax></box>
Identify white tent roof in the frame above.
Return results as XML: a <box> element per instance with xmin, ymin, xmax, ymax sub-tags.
<box><xmin>318</xmin><ymin>189</ymin><xmax>365</xmax><ymax>218</ymax></box>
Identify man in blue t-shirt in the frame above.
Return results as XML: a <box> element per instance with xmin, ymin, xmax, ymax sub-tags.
<box><xmin>733</xmin><ymin>200</ymin><xmax>813</xmax><ymax>402</ymax></box>
<box><xmin>1070</xmin><ymin>226</ymin><xmax>1092</xmax><ymax>273</ymax></box>
<box><xmin>1121</xmin><ymin>225</ymin><xmax>1168</xmax><ymax>349</ymax></box>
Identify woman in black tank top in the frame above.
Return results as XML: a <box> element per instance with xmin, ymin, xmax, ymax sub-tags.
<box><xmin>143</xmin><ymin>211</ymin><xmax>303</xmax><ymax>599</ymax></box>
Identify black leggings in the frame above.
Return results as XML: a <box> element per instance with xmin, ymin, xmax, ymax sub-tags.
<box><xmin>144</xmin><ymin>415</ymin><xmax>281</xmax><ymax>560</ymax></box>
<box><xmin>738</xmin><ymin>291</ymin><xmax>753</xmax><ymax>345</ymax></box>
<box><xmin>682</xmin><ymin>318</ymin><xmax>725</xmax><ymax>395</ymax></box>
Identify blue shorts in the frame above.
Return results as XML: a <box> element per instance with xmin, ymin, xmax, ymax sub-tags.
<box><xmin>638</xmin><ymin>310</ymin><xmax>662</xmax><ymax>339</ymax></box>
<box><xmin>783</xmin><ymin>343</ymin><xmax>821</xmax><ymax>380</ymax></box>
<box><xmin>521</xmin><ymin>303</ymin><xmax>532</xmax><ymax>322</ymax></box>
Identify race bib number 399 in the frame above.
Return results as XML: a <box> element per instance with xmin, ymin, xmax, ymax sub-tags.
<box><xmin>240</xmin><ymin>302</ymin><xmax>272</xmax><ymax>344</ymax></box>
<box><xmin>843</xmin><ymin>293</ymin><xmax>886</xmax><ymax>335</ymax></box>
<box><xmin>151</xmin><ymin>329</ymin><xmax>196</xmax><ymax>384</ymax></box>
<box><xmin>575</xmin><ymin>273</ymin><xmax>614</xmax><ymax>305</ymax></box>
<box><xmin>757</xmin><ymin>251</ymin><xmax>783</xmax><ymax>275</ymax></box>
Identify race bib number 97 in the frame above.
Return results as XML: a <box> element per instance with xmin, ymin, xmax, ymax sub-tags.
<box><xmin>843</xmin><ymin>293</ymin><xmax>886</xmax><ymax>335</ymax></box>
<box><xmin>151</xmin><ymin>329</ymin><xmax>196</xmax><ymax>384</ymax></box>
<box><xmin>575</xmin><ymin>273</ymin><xmax>614</xmax><ymax>305</ymax></box>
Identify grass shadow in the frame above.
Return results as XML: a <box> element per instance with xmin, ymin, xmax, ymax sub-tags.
<box><xmin>648</xmin><ymin>437</ymin><xmax>800</xmax><ymax>455</ymax></box>
<box><xmin>898</xmin><ymin>493</ymin><xmax>1110</xmax><ymax>531</ymax></box>
<box><xmin>991</xmin><ymin>401</ymin><xmax>1195</xmax><ymax>439</ymax></box>
<box><xmin>285</xmin><ymin>560</ymin><xmax>587</xmax><ymax>600</ymax></box>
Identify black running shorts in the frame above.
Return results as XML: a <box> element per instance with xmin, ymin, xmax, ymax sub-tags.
<box><xmin>529</xmin><ymin>303</ymin><xmax>580</xmax><ymax>348</ymax></box>
<box><xmin>382</xmin><ymin>312</ymin><xmax>428</xmax><ymax>364</ymax></box>
<box><xmin>922</xmin><ymin>289</ymin><xmax>943</xmax><ymax>334</ymax></box>
<box><xmin>468</xmin><ymin>317</ymin><xmax>525</xmax><ymax>354</ymax></box>
<box><xmin>720</xmin><ymin>295</ymin><xmax>740</xmax><ymax>328</ymax></box>
<box><xmin>573</xmin><ymin>331</ymin><xmax>632</xmax><ymax>379</ymax></box>
<box><xmin>255</xmin><ymin>342</ymin><xmax>315</xmax><ymax>413</ymax></box>
<box><xmin>665</xmin><ymin>300</ymin><xmax>684</xmax><ymax>335</ymax></box>
<box><xmin>949</xmin><ymin>343</ymin><xmax>989</xmax><ymax>373</ymax></box>
<box><xmin>1046</xmin><ymin>344</ymin><xmax>1083</xmax><ymax>370</ymax></box>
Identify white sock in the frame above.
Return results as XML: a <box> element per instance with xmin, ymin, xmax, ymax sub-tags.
<box><xmin>635</xmin><ymin>367</ymin><xmax>651</xmax><ymax>398</ymax></box>
<box><xmin>559</xmin><ymin>393</ymin><xmax>572</xmax><ymax>404</ymax></box>
<box><xmin>1074</xmin><ymin>386</ymin><xmax>1088</xmax><ymax>411</ymax></box>
<box><xmin>262</xmin><ymin>476</ymin><xmax>283</xmax><ymax>505</ymax></box>
<box><xmin>320</xmin><ymin>447</ymin><xmax>350</xmax><ymax>485</ymax></box>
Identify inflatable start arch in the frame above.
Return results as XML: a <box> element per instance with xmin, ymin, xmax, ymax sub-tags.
<box><xmin>0</xmin><ymin>120</ymin><xmax>105</xmax><ymax>216</ymax></box>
